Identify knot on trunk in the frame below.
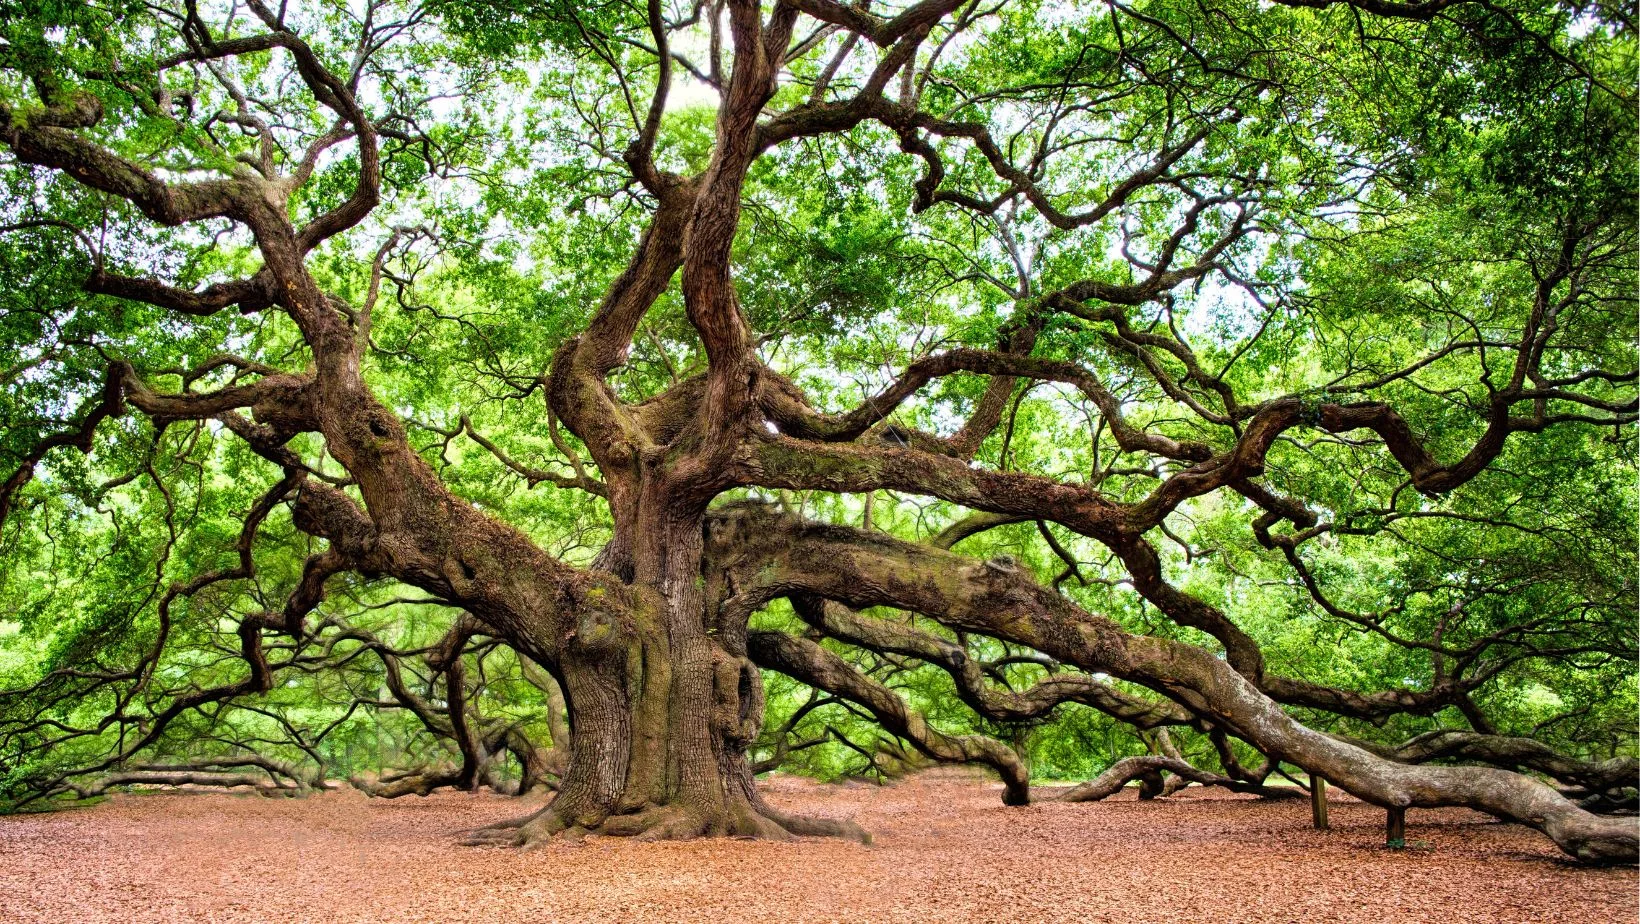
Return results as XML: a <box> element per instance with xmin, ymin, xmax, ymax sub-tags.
<box><xmin>711</xmin><ymin>648</ymin><xmax>763</xmax><ymax>747</ymax></box>
<box><xmin>564</xmin><ymin>587</ymin><xmax>632</xmax><ymax>654</ymax></box>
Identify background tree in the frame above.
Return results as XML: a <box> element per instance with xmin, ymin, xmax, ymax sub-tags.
<box><xmin>0</xmin><ymin>0</ymin><xmax>1634</xmax><ymax>862</ymax></box>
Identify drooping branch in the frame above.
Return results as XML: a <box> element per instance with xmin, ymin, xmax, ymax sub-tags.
<box><xmin>746</xmin><ymin>629</ymin><xmax>1030</xmax><ymax>805</ymax></box>
<box><xmin>1354</xmin><ymin>729</ymin><xmax>1640</xmax><ymax>795</ymax></box>
<box><xmin>0</xmin><ymin>358</ymin><xmax>316</xmax><ymax>534</ymax></box>
<box><xmin>0</xmin><ymin>366</ymin><xmax>125</xmax><ymax>532</ymax></box>
<box><xmin>1058</xmin><ymin>755</ymin><xmax>1304</xmax><ymax>803</ymax></box>
<box><xmin>60</xmin><ymin>769</ymin><xmax>302</xmax><ymax>800</ymax></box>
<box><xmin>788</xmin><ymin>596</ymin><xmax>1190</xmax><ymax>728</ymax></box>
<box><xmin>708</xmin><ymin>505</ymin><xmax>1639</xmax><ymax>863</ymax></box>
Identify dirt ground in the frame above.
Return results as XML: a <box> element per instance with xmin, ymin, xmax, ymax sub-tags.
<box><xmin>0</xmin><ymin>770</ymin><xmax>1633</xmax><ymax>924</ymax></box>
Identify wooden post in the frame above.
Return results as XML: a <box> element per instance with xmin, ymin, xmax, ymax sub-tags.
<box><xmin>1310</xmin><ymin>776</ymin><xmax>1329</xmax><ymax>831</ymax></box>
<box><xmin>1386</xmin><ymin>806</ymin><xmax>1406</xmax><ymax>849</ymax></box>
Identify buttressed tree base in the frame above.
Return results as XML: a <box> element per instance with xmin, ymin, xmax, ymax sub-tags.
<box><xmin>0</xmin><ymin>0</ymin><xmax>1634</xmax><ymax>865</ymax></box>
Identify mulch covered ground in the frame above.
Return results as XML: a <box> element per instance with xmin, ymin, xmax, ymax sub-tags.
<box><xmin>0</xmin><ymin>770</ymin><xmax>1633</xmax><ymax>923</ymax></box>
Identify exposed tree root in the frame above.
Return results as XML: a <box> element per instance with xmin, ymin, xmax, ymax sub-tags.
<box><xmin>458</xmin><ymin>796</ymin><xmax>870</xmax><ymax>848</ymax></box>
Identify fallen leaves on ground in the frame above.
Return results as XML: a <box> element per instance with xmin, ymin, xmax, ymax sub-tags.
<box><xmin>0</xmin><ymin>769</ymin><xmax>1632</xmax><ymax>923</ymax></box>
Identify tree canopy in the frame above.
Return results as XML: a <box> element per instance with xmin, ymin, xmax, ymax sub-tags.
<box><xmin>0</xmin><ymin>0</ymin><xmax>1634</xmax><ymax>863</ymax></box>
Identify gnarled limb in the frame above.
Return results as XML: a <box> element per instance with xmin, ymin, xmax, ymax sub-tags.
<box><xmin>1354</xmin><ymin>729</ymin><xmax>1640</xmax><ymax>794</ymax></box>
<box><xmin>789</xmin><ymin>596</ymin><xmax>1190</xmax><ymax>728</ymax></box>
<box><xmin>747</xmin><ymin>628</ymin><xmax>1031</xmax><ymax>805</ymax></box>
<box><xmin>708</xmin><ymin>506</ymin><xmax>1639</xmax><ymax>863</ymax></box>
<box><xmin>1059</xmin><ymin>755</ymin><xmax>1304</xmax><ymax>803</ymax></box>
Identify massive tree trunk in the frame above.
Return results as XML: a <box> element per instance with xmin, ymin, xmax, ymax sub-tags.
<box><xmin>468</xmin><ymin>483</ymin><xmax>864</xmax><ymax>845</ymax></box>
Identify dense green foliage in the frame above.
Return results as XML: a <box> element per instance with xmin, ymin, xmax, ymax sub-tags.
<box><xmin>0</xmin><ymin>0</ymin><xmax>1633</xmax><ymax>806</ymax></box>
